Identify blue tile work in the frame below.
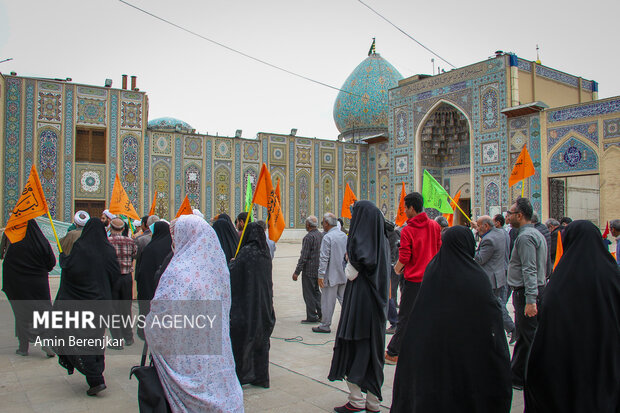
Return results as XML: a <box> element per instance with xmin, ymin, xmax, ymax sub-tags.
<box><xmin>314</xmin><ymin>142</ymin><xmax>319</xmax><ymax>215</ymax></box>
<box><xmin>604</xmin><ymin>142</ymin><xmax>620</xmax><ymax>150</ymax></box>
<box><xmin>603</xmin><ymin>118</ymin><xmax>620</xmax><ymax>139</ymax></box>
<box><xmin>529</xmin><ymin>117</ymin><xmax>543</xmax><ymax>216</ymax></box>
<box><xmin>547</xmin><ymin>122</ymin><xmax>598</xmax><ymax>150</ymax></box>
<box><xmin>368</xmin><ymin>146</ymin><xmax>376</xmax><ymax>202</ymax></box>
<box><xmin>517</xmin><ymin>59</ymin><xmax>531</xmax><ymax>72</ymax></box>
<box><xmin>235</xmin><ymin>141</ymin><xmax>241</xmax><ymax>214</ymax></box>
<box><xmin>360</xmin><ymin>146</ymin><xmax>368</xmax><ymax>199</ymax></box>
<box><xmin>24</xmin><ymin>80</ymin><xmax>35</xmax><ymax>176</ymax></box>
<box><xmin>338</xmin><ymin>145</ymin><xmax>343</xmax><ymax>209</ymax></box>
<box><xmin>64</xmin><ymin>85</ymin><xmax>74</xmax><ymax>220</ymax></box>
<box><xmin>143</xmin><ymin>130</ymin><xmax>150</xmax><ymax>210</ymax></box>
<box><xmin>547</xmin><ymin>99</ymin><xmax>620</xmax><ymax>123</ymax></box>
<box><xmin>39</xmin><ymin>129</ymin><xmax>59</xmax><ymax>217</ymax></box>
<box><xmin>550</xmin><ymin>137</ymin><xmax>598</xmax><ymax>174</ymax></box>
<box><xmin>4</xmin><ymin>78</ymin><xmax>22</xmax><ymax>221</ymax></box>
<box><xmin>174</xmin><ymin>137</ymin><xmax>181</xmax><ymax>212</ymax></box>
<box><xmin>289</xmin><ymin>140</ymin><xmax>295</xmax><ymax>227</ymax></box>
<box><xmin>205</xmin><ymin>139</ymin><xmax>212</xmax><ymax>219</ymax></box>
<box><xmin>121</xmin><ymin>133</ymin><xmax>140</xmax><ymax>209</ymax></box>
<box><xmin>109</xmin><ymin>91</ymin><xmax>118</xmax><ymax>194</ymax></box>
<box><xmin>535</xmin><ymin>65</ymin><xmax>579</xmax><ymax>87</ymax></box>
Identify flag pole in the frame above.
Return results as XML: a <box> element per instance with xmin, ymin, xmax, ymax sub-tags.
<box><xmin>46</xmin><ymin>210</ymin><xmax>63</xmax><ymax>254</ymax></box>
<box><xmin>127</xmin><ymin>217</ymin><xmax>134</xmax><ymax>235</ymax></box>
<box><xmin>445</xmin><ymin>193</ymin><xmax>472</xmax><ymax>223</ymax></box>
<box><xmin>234</xmin><ymin>203</ymin><xmax>254</xmax><ymax>259</ymax></box>
<box><xmin>521</xmin><ymin>179</ymin><xmax>525</xmax><ymax>197</ymax></box>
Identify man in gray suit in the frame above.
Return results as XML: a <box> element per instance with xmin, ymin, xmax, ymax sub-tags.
<box><xmin>474</xmin><ymin>215</ymin><xmax>515</xmax><ymax>342</ymax></box>
<box><xmin>313</xmin><ymin>212</ymin><xmax>348</xmax><ymax>333</ymax></box>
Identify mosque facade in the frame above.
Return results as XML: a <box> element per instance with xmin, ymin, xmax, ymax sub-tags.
<box><xmin>1</xmin><ymin>51</ymin><xmax>619</xmax><ymax>230</ymax></box>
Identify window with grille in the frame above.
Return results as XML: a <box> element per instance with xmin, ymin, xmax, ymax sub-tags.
<box><xmin>75</xmin><ymin>128</ymin><xmax>106</xmax><ymax>163</ymax></box>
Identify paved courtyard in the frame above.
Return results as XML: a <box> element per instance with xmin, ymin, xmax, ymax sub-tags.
<box><xmin>0</xmin><ymin>241</ymin><xmax>524</xmax><ymax>412</ymax></box>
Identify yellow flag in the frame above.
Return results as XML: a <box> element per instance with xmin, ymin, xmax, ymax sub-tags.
<box><xmin>4</xmin><ymin>165</ymin><xmax>49</xmax><ymax>243</ymax></box>
<box><xmin>109</xmin><ymin>174</ymin><xmax>140</xmax><ymax>221</ymax></box>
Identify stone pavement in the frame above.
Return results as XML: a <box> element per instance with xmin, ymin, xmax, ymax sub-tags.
<box><xmin>0</xmin><ymin>241</ymin><xmax>524</xmax><ymax>412</ymax></box>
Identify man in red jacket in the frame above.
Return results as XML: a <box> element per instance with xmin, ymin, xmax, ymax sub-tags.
<box><xmin>385</xmin><ymin>192</ymin><xmax>442</xmax><ymax>365</ymax></box>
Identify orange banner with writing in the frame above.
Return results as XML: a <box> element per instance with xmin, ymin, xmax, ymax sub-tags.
<box><xmin>509</xmin><ymin>144</ymin><xmax>535</xmax><ymax>187</ymax></box>
<box><xmin>4</xmin><ymin>165</ymin><xmax>49</xmax><ymax>243</ymax></box>
<box><xmin>252</xmin><ymin>163</ymin><xmax>285</xmax><ymax>242</ymax></box>
<box><xmin>109</xmin><ymin>174</ymin><xmax>140</xmax><ymax>221</ymax></box>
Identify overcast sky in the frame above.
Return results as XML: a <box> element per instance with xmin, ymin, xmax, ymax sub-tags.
<box><xmin>1</xmin><ymin>0</ymin><xmax>618</xmax><ymax>140</ymax></box>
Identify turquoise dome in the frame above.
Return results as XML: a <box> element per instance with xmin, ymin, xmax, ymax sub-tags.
<box><xmin>333</xmin><ymin>53</ymin><xmax>403</xmax><ymax>137</ymax></box>
<box><xmin>148</xmin><ymin>117</ymin><xmax>194</xmax><ymax>132</ymax></box>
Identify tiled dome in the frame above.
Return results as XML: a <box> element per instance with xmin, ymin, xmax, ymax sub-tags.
<box><xmin>148</xmin><ymin>117</ymin><xmax>194</xmax><ymax>132</ymax></box>
<box><xmin>333</xmin><ymin>53</ymin><xmax>403</xmax><ymax>139</ymax></box>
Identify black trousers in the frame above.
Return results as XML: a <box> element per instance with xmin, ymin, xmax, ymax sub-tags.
<box><xmin>110</xmin><ymin>273</ymin><xmax>133</xmax><ymax>341</ymax></box>
<box><xmin>387</xmin><ymin>280</ymin><xmax>421</xmax><ymax>357</ymax></box>
<box><xmin>302</xmin><ymin>274</ymin><xmax>322</xmax><ymax>320</ymax></box>
<box><xmin>511</xmin><ymin>285</ymin><xmax>544</xmax><ymax>386</ymax></box>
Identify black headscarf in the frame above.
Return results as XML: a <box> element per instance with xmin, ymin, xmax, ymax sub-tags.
<box><xmin>2</xmin><ymin>220</ymin><xmax>56</xmax><ymax>300</ymax></box>
<box><xmin>228</xmin><ymin>221</ymin><xmax>275</xmax><ymax>387</ymax></box>
<box><xmin>55</xmin><ymin>218</ymin><xmax>120</xmax><ymax>301</ymax></box>
<box><xmin>135</xmin><ymin>221</ymin><xmax>172</xmax><ymax>301</ymax></box>
<box><xmin>212</xmin><ymin>213</ymin><xmax>239</xmax><ymax>263</ymax></box>
<box><xmin>525</xmin><ymin>220</ymin><xmax>620</xmax><ymax>412</ymax></box>
<box><xmin>391</xmin><ymin>226</ymin><xmax>512</xmax><ymax>413</ymax></box>
<box><xmin>328</xmin><ymin>201</ymin><xmax>390</xmax><ymax>400</ymax></box>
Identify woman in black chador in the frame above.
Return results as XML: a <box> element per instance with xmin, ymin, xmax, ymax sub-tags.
<box><xmin>212</xmin><ymin>213</ymin><xmax>239</xmax><ymax>264</ymax></box>
<box><xmin>525</xmin><ymin>220</ymin><xmax>620</xmax><ymax>412</ymax></box>
<box><xmin>228</xmin><ymin>222</ymin><xmax>275</xmax><ymax>388</ymax></box>
<box><xmin>391</xmin><ymin>226</ymin><xmax>512</xmax><ymax>413</ymax></box>
<box><xmin>54</xmin><ymin>218</ymin><xmax>120</xmax><ymax>396</ymax></box>
<box><xmin>2</xmin><ymin>220</ymin><xmax>56</xmax><ymax>356</ymax></box>
<box><xmin>328</xmin><ymin>201</ymin><xmax>390</xmax><ymax>413</ymax></box>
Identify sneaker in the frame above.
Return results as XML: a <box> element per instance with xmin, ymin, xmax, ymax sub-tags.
<box><xmin>301</xmin><ymin>318</ymin><xmax>320</xmax><ymax>324</ymax></box>
<box><xmin>312</xmin><ymin>326</ymin><xmax>331</xmax><ymax>333</ymax></box>
<box><xmin>333</xmin><ymin>402</ymin><xmax>364</xmax><ymax>413</ymax></box>
<box><xmin>365</xmin><ymin>408</ymin><xmax>380</xmax><ymax>413</ymax></box>
<box><xmin>385</xmin><ymin>352</ymin><xmax>398</xmax><ymax>365</ymax></box>
<box><xmin>15</xmin><ymin>349</ymin><xmax>28</xmax><ymax>357</ymax></box>
<box><xmin>512</xmin><ymin>383</ymin><xmax>524</xmax><ymax>391</ymax></box>
<box><xmin>124</xmin><ymin>337</ymin><xmax>134</xmax><ymax>346</ymax></box>
<box><xmin>386</xmin><ymin>325</ymin><xmax>396</xmax><ymax>335</ymax></box>
<box><xmin>42</xmin><ymin>346</ymin><xmax>55</xmax><ymax>358</ymax></box>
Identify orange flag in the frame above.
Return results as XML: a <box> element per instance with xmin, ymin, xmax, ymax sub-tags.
<box><xmin>395</xmin><ymin>182</ymin><xmax>407</xmax><ymax>227</ymax></box>
<box><xmin>275</xmin><ymin>179</ymin><xmax>281</xmax><ymax>206</ymax></box>
<box><xmin>148</xmin><ymin>191</ymin><xmax>158</xmax><ymax>216</ymax></box>
<box><xmin>553</xmin><ymin>231</ymin><xmax>563</xmax><ymax>270</ymax></box>
<box><xmin>109</xmin><ymin>174</ymin><xmax>140</xmax><ymax>220</ymax></box>
<box><xmin>252</xmin><ymin>163</ymin><xmax>285</xmax><ymax>242</ymax></box>
<box><xmin>443</xmin><ymin>190</ymin><xmax>462</xmax><ymax>227</ymax></box>
<box><xmin>341</xmin><ymin>183</ymin><xmax>358</xmax><ymax>219</ymax></box>
<box><xmin>175</xmin><ymin>195</ymin><xmax>193</xmax><ymax>218</ymax></box>
<box><xmin>509</xmin><ymin>144</ymin><xmax>536</xmax><ymax>187</ymax></box>
<box><xmin>4</xmin><ymin>165</ymin><xmax>49</xmax><ymax>243</ymax></box>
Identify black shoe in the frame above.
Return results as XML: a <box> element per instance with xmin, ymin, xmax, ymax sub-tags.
<box><xmin>508</xmin><ymin>331</ymin><xmax>517</xmax><ymax>345</ymax></box>
<box><xmin>86</xmin><ymin>384</ymin><xmax>107</xmax><ymax>396</ymax></box>
<box><xmin>512</xmin><ymin>383</ymin><xmax>524</xmax><ymax>391</ymax></box>
<box><xmin>15</xmin><ymin>349</ymin><xmax>28</xmax><ymax>356</ymax></box>
<box><xmin>124</xmin><ymin>337</ymin><xmax>134</xmax><ymax>346</ymax></box>
<box><xmin>107</xmin><ymin>344</ymin><xmax>124</xmax><ymax>350</ymax></box>
<box><xmin>386</xmin><ymin>325</ymin><xmax>396</xmax><ymax>335</ymax></box>
<box><xmin>312</xmin><ymin>326</ymin><xmax>331</xmax><ymax>333</ymax></box>
<box><xmin>301</xmin><ymin>318</ymin><xmax>320</xmax><ymax>324</ymax></box>
<box><xmin>334</xmin><ymin>402</ymin><xmax>364</xmax><ymax>412</ymax></box>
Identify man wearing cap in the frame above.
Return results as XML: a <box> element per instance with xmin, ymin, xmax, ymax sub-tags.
<box><xmin>108</xmin><ymin>217</ymin><xmax>137</xmax><ymax>348</ymax></box>
<box><xmin>59</xmin><ymin>211</ymin><xmax>90</xmax><ymax>255</ymax></box>
<box><xmin>101</xmin><ymin>209</ymin><xmax>116</xmax><ymax>229</ymax></box>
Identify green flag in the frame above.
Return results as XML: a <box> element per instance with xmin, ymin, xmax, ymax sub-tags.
<box><xmin>422</xmin><ymin>169</ymin><xmax>454</xmax><ymax>214</ymax></box>
<box><xmin>244</xmin><ymin>176</ymin><xmax>253</xmax><ymax>222</ymax></box>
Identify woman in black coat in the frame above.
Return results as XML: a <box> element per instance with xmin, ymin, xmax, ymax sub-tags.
<box><xmin>2</xmin><ymin>220</ymin><xmax>56</xmax><ymax>356</ymax></box>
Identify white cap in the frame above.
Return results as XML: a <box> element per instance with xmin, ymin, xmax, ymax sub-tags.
<box><xmin>74</xmin><ymin>210</ymin><xmax>90</xmax><ymax>227</ymax></box>
<box><xmin>103</xmin><ymin>209</ymin><xmax>116</xmax><ymax>220</ymax></box>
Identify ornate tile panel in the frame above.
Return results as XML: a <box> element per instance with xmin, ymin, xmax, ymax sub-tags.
<box><xmin>547</xmin><ymin>99</ymin><xmax>620</xmax><ymax>123</ymax></box>
<box><xmin>121</xmin><ymin>101</ymin><xmax>142</xmax><ymax>129</ymax></box>
<box><xmin>38</xmin><ymin>92</ymin><xmax>62</xmax><ymax>122</ymax></box>
<box><xmin>75</xmin><ymin>163</ymin><xmax>106</xmax><ymax>199</ymax></box>
<box><xmin>482</xmin><ymin>141</ymin><xmax>499</xmax><ymax>164</ymax></box>
<box><xmin>184</xmin><ymin>136</ymin><xmax>202</xmax><ymax>158</ymax></box>
<box><xmin>38</xmin><ymin>128</ymin><xmax>59</xmax><ymax>216</ymax></box>
<box><xmin>394</xmin><ymin>155</ymin><xmax>408</xmax><ymax>174</ymax></box>
<box><xmin>121</xmin><ymin>133</ymin><xmax>140</xmax><ymax>209</ymax></box>
<box><xmin>152</xmin><ymin>133</ymin><xmax>172</xmax><ymax>155</ymax></box>
<box><xmin>109</xmin><ymin>91</ymin><xmax>118</xmax><ymax>195</ymax></box>
<box><xmin>549</xmin><ymin>138</ymin><xmax>598</xmax><ymax>174</ymax></box>
<box><xmin>64</xmin><ymin>85</ymin><xmax>75</xmax><ymax>220</ymax></box>
<box><xmin>24</xmin><ymin>80</ymin><xmax>35</xmax><ymax>176</ymax></box>
<box><xmin>214</xmin><ymin>138</ymin><xmax>233</xmax><ymax>160</ymax></box>
<box><xmin>77</xmin><ymin>97</ymin><xmax>106</xmax><ymax>125</ymax></box>
<box><xmin>184</xmin><ymin>162</ymin><xmax>201</xmax><ymax>208</ymax></box>
<box><xmin>243</xmin><ymin>141</ymin><xmax>259</xmax><ymax>161</ymax></box>
<box><xmin>547</xmin><ymin>122</ymin><xmax>598</xmax><ymax>150</ymax></box>
<box><xmin>603</xmin><ymin>118</ymin><xmax>620</xmax><ymax>139</ymax></box>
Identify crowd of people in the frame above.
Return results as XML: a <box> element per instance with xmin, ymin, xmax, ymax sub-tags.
<box><xmin>1</xmin><ymin>193</ymin><xmax>619</xmax><ymax>412</ymax></box>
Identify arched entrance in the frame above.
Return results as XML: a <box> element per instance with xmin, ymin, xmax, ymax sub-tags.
<box><xmin>415</xmin><ymin>101</ymin><xmax>472</xmax><ymax>225</ymax></box>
